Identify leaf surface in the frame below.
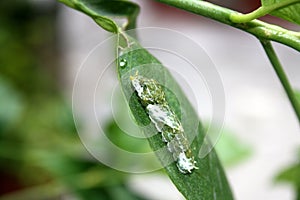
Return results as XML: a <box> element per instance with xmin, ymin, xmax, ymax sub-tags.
<box><xmin>261</xmin><ymin>0</ymin><xmax>300</xmax><ymax>25</ymax></box>
<box><xmin>117</xmin><ymin>33</ymin><xmax>234</xmax><ymax>200</ymax></box>
<box><xmin>59</xmin><ymin>0</ymin><xmax>139</xmax><ymax>32</ymax></box>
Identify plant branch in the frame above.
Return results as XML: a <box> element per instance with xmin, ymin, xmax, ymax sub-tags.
<box><xmin>230</xmin><ymin>0</ymin><xmax>300</xmax><ymax>23</ymax></box>
<box><xmin>260</xmin><ymin>40</ymin><xmax>300</xmax><ymax>124</ymax></box>
<box><xmin>156</xmin><ymin>0</ymin><xmax>300</xmax><ymax>52</ymax></box>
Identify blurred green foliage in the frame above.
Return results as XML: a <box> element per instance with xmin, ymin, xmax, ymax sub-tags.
<box><xmin>275</xmin><ymin>150</ymin><xmax>300</xmax><ymax>200</ymax></box>
<box><xmin>0</xmin><ymin>1</ymin><xmax>148</xmax><ymax>199</ymax></box>
<box><xmin>295</xmin><ymin>90</ymin><xmax>300</xmax><ymax>102</ymax></box>
<box><xmin>215</xmin><ymin>128</ymin><xmax>252</xmax><ymax>167</ymax></box>
<box><xmin>274</xmin><ymin>90</ymin><xmax>300</xmax><ymax>200</ymax></box>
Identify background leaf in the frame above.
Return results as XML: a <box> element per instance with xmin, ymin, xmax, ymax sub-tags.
<box><xmin>276</xmin><ymin>161</ymin><xmax>300</xmax><ymax>187</ymax></box>
<box><xmin>215</xmin><ymin>128</ymin><xmax>252</xmax><ymax>167</ymax></box>
<box><xmin>295</xmin><ymin>90</ymin><xmax>300</xmax><ymax>102</ymax></box>
<box><xmin>0</xmin><ymin>1</ymin><xmax>147</xmax><ymax>199</ymax></box>
<box><xmin>59</xmin><ymin>0</ymin><xmax>139</xmax><ymax>32</ymax></box>
<box><xmin>117</xmin><ymin>33</ymin><xmax>233</xmax><ymax>200</ymax></box>
<box><xmin>0</xmin><ymin>77</ymin><xmax>24</xmax><ymax>133</ymax></box>
<box><xmin>261</xmin><ymin>0</ymin><xmax>300</xmax><ymax>25</ymax></box>
<box><xmin>275</xmin><ymin>149</ymin><xmax>300</xmax><ymax>199</ymax></box>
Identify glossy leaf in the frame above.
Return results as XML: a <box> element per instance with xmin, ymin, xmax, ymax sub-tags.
<box><xmin>117</xmin><ymin>33</ymin><xmax>233</xmax><ymax>200</ymax></box>
<box><xmin>261</xmin><ymin>0</ymin><xmax>300</xmax><ymax>25</ymax></box>
<box><xmin>59</xmin><ymin>0</ymin><xmax>139</xmax><ymax>32</ymax></box>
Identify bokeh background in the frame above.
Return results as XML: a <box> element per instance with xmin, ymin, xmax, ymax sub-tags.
<box><xmin>1</xmin><ymin>0</ymin><xmax>300</xmax><ymax>199</ymax></box>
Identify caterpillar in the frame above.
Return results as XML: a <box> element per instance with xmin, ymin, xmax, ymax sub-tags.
<box><xmin>130</xmin><ymin>72</ymin><xmax>198</xmax><ymax>174</ymax></box>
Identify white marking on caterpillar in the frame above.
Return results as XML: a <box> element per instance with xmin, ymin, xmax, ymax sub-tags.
<box><xmin>130</xmin><ymin>72</ymin><xmax>198</xmax><ymax>174</ymax></box>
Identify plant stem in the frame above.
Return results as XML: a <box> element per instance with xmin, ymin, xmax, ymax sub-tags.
<box><xmin>260</xmin><ymin>40</ymin><xmax>300</xmax><ymax>124</ymax></box>
<box><xmin>156</xmin><ymin>0</ymin><xmax>300</xmax><ymax>52</ymax></box>
<box><xmin>230</xmin><ymin>0</ymin><xmax>300</xmax><ymax>23</ymax></box>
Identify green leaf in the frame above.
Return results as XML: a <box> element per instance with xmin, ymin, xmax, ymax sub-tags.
<box><xmin>58</xmin><ymin>0</ymin><xmax>139</xmax><ymax>32</ymax></box>
<box><xmin>295</xmin><ymin>90</ymin><xmax>300</xmax><ymax>102</ymax></box>
<box><xmin>276</xmin><ymin>162</ymin><xmax>300</xmax><ymax>186</ymax></box>
<box><xmin>261</xmin><ymin>0</ymin><xmax>300</xmax><ymax>25</ymax></box>
<box><xmin>117</xmin><ymin>33</ymin><xmax>233</xmax><ymax>200</ymax></box>
<box><xmin>275</xmin><ymin>150</ymin><xmax>300</xmax><ymax>198</ymax></box>
<box><xmin>215</xmin><ymin>128</ymin><xmax>252</xmax><ymax>167</ymax></box>
<box><xmin>0</xmin><ymin>76</ymin><xmax>24</xmax><ymax>133</ymax></box>
<box><xmin>277</xmin><ymin>168</ymin><xmax>300</xmax><ymax>199</ymax></box>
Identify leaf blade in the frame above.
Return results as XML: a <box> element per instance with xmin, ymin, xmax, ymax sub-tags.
<box><xmin>261</xmin><ymin>0</ymin><xmax>300</xmax><ymax>25</ymax></box>
<box><xmin>58</xmin><ymin>0</ymin><xmax>139</xmax><ymax>32</ymax></box>
<box><xmin>117</xmin><ymin>33</ymin><xmax>234</xmax><ymax>200</ymax></box>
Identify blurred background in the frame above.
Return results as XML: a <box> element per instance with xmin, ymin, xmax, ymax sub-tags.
<box><xmin>0</xmin><ymin>0</ymin><xmax>300</xmax><ymax>200</ymax></box>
